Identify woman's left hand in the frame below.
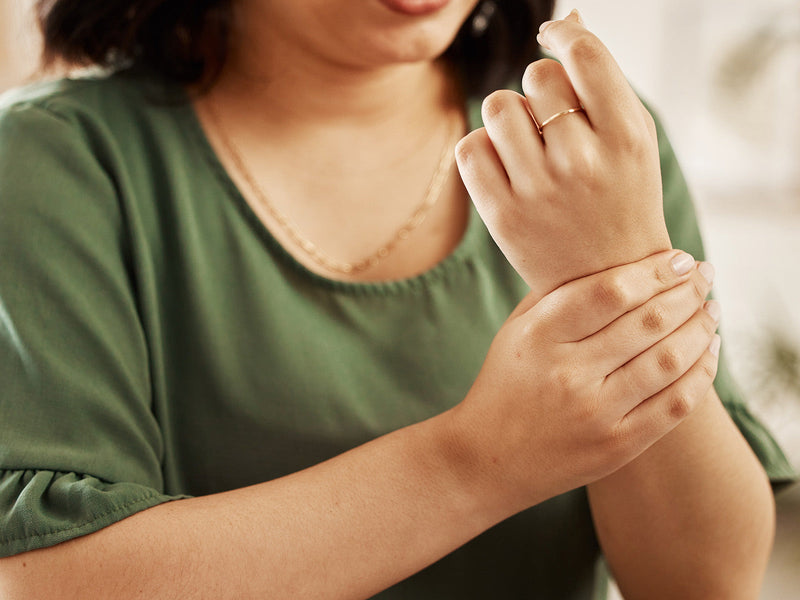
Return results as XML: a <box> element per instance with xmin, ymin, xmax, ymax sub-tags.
<box><xmin>456</xmin><ymin>10</ymin><xmax>671</xmax><ymax>298</ymax></box>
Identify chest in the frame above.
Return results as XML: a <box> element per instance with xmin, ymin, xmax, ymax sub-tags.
<box><xmin>138</xmin><ymin>202</ymin><xmax>522</xmax><ymax>496</ymax></box>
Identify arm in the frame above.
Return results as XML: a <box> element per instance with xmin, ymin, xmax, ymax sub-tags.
<box><xmin>0</xmin><ymin>411</ymin><xmax>496</xmax><ymax>600</ymax></box>
<box><xmin>587</xmin><ymin>388</ymin><xmax>774</xmax><ymax>599</ymax></box>
<box><xmin>0</xmin><ymin>252</ymin><xmax>718</xmax><ymax>599</ymax></box>
<box><xmin>456</xmin><ymin>10</ymin><xmax>775</xmax><ymax>596</ymax></box>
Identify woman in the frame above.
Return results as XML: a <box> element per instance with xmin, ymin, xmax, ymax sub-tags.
<box><xmin>0</xmin><ymin>0</ymin><xmax>793</xmax><ymax>598</ymax></box>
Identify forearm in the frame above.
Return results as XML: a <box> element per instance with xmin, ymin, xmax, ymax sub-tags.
<box><xmin>587</xmin><ymin>388</ymin><xmax>775</xmax><ymax>599</ymax></box>
<box><xmin>0</xmin><ymin>411</ymin><xmax>502</xmax><ymax>600</ymax></box>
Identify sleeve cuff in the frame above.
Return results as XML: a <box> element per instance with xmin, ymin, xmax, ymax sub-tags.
<box><xmin>723</xmin><ymin>403</ymin><xmax>799</xmax><ymax>492</ymax></box>
<box><xmin>0</xmin><ymin>469</ymin><xmax>188</xmax><ymax>558</ymax></box>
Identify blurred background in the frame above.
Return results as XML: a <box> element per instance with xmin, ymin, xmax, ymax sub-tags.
<box><xmin>1</xmin><ymin>0</ymin><xmax>798</xmax><ymax>596</ymax></box>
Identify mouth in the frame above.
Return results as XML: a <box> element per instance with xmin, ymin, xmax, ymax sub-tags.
<box><xmin>377</xmin><ymin>0</ymin><xmax>452</xmax><ymax>17</ymax></box>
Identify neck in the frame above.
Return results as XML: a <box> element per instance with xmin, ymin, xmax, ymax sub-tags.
<box><xmin>206</xmin><ymin>8</ymin><xmax>462</xmax><ymax>133</ymax></box>
<box><xmin>191</xmin><ymin>3</ymin><xmax>471</xmax><ymax>281</ymax></box>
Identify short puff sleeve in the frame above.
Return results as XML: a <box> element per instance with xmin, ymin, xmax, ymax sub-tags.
<box><xmin>0</xmin><ymin>97</ymin><xmax>184</xmax><ymax>558</ymax></box>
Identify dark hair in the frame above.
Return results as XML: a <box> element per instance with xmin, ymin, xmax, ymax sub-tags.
<box><xmin>36</xmin><ymin>0</ymin><xmax>554</xmax><ymax>96</ymax></box>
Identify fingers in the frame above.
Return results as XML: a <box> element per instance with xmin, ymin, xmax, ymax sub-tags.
<box><xmin>586</xmin><ymin>266</ymin><xmax>716</xmax><ymax>374</ymax></box>
<box><xmin>528</xmin><ymin>250</ymin><xmax>698</xmax><ymax>343</ymax></box>
<box><xmin>521</xmin><ymin>59</ymin><xmax>590</xmax><ymax>143</ymax></box>
<box><xmin>455</xmin><ymin>128</ymin><xmax>512</xmax><ymax>222</ymax></box>
<box><xmin>536</xmin><ymin>11</ymin><xmax>649</xmax><ymax>137</ymax></box>
<box><xmin>615</xmin><ymin>345</ymin><xmax>720</xmax><ymax>451</ymax></box>
<box><xmin>479</xmin><ymin>89</ymin><xmax>544</xmax><ymax>196</ymax></box>
<box><xmin>603</xmin><ymin>300</ymin><xmax>720</xmax><ymax>414</ymax></box>
<box><xmin>507</xmin><ymin>287</ymin><xmax>547</xmax><ymax>321</ymax></box>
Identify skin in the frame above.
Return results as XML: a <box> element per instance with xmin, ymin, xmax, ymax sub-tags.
<box><xmin>195</xmin><ymin>0</ymin><xmax>479</xmax><ymax>281</ymax></box>
<box><xmin>457</xmin><ymin>11</ymin><xmax>774</xmax><ymax>598</ymax></box>
<box><xmin>0</xmin><ymin>2</ymin><xmax>774</xmax><ymax>599</ymax></box>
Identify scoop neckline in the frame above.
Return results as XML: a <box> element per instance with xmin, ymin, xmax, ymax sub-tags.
<box><xmin>177</xmin><ymin>88</ymin><xmax>488</xmax><ymax>296</ymax></box>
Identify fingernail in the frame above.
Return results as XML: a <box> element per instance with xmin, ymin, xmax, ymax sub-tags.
<box><xmin>709</xmin><ymin>334</ymin><xmax>721</xmax><ymax>358</ymax></box>
<box><xmin>536</xmin><ymin>32</ymin><xmax>549</xmax><ymax>49</ymax></box>
<box><xmin>671</xmin><ymin>252</ymin><xmax>695</xmax><ymax>276</ymax></box>
<box><xmin>538</xmin><ymin>20</ymin><xmax>555</xmax><ymax>33</ymax></box>
<box><xmin>704</xmin><ymin>300</ymin><xmax>721</xmax><ymax>324</ymax></box>
<box><xmin>566</xmin><ymin>8</ymin><xmax>584</xmax><ymax>25</ymax></box>
<box><xmin>698</xmin><ymin>262</ymin><xmax>715</xmax><ymax>284</ymax></box>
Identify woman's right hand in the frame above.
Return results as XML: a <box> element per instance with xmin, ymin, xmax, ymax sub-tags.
<box><xmin>456</xmin><ymin>10</ymin><xmax>672</xmax><ymax>300</ymax></box>
<box><xmin>449</xmin><ymin>250</ymin><xmax>720</xmax><ymax>514</ymax></box>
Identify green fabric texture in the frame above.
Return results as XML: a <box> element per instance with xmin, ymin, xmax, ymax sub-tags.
<box><xmin>0</xmin><ymin>69</ymin><xmax>794</xmax><ymax>598</ymax></box>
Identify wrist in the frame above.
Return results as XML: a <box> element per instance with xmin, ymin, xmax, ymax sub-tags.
<box><xmin>429</xmin><ymin>398</ymin><xmax>544</xmax><ymax>526</ymax></box>
<box><xmin>417</xmin><ymin>406</ymin><xmax>506</xmax><ymax>528</ymax></box>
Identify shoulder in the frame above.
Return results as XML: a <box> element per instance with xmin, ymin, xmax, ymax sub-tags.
<box><xmin>1</xmin><ymin>67</ymin><xmax>178</xmax><ymax>116</ymax></box>
<box><xmin>0</xmin><ymin>72</ymin><xmax>173</xmax><ymax>241</ymax></box>
<box><xmin>0</xmin><ymin>68</ymin><xmax>187</xmax><ymax>155</ymax></box>
<box><xmin>0</xmin><ymin>68</ymin><xmax>199</xmax><ymax>220</ymax></box>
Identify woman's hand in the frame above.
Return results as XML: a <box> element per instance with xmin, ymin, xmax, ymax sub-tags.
<box><xmin>455</xmin><ymin>10</ymin><xmax>670</xmax><ymax>298</ymax></box>
<box><xmin>449</xmin><ymin>250</ymin><xmax>719</xmax><ymax>515</ymax></box>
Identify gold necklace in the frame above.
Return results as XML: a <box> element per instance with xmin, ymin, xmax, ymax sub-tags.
<box><xmin>206</xmin><ymin>101</ymin><xmax>461</xmax><ymax>275</ymax></box>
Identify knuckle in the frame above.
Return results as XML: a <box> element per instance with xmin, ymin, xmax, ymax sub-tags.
<box><xmin>652</xmin><ymin>261</ymin><xmax>673</xmax><ymax>286</ymax></box>
<box><xmin>508</xmin><ymin>177</ymin><xmax>537</xmax><ymax>203</ymax></box>
<box><xmin>608</xmin><ymin>421</ymin><xmax>632</xmax><ymax>451</ymax></box>
<box><xmin>583</xmin><ymin>421</ymin><xmax>636</xmax><ymax>474</ymax></box>
<box><xmin>522</xmin><ymin>59</ymin><xmax>565</xmax><ymax>92</ymax></box>
<box><xmin>656</xmin><ymin>346</ymin><xmax>682</xmax><ymax>376</ymax></box>
<box><xmin>554</xmin><ymin>365</ymin><xmax>578</xmax><ymax>390</ymax></box>
<box><xmin>547</xmin><ymin>144</ymin><xmax>600</xmax><ymax>181</ymax></box>
<box><xmin>546</xmin><ymin>152</ymin><xmax>576</xmax><ymax>179</ymax></box>
<box><xmin>700</xmin><ymin>354</ymin><xmax>718</xmax><ymax>380</ymax></box>
<box><xmin>606</xmin><ymin>424</ymin><xmax>635</xmax><ymax>461</ymax></box>
<box><xmin>608</xmin><ymin>110</ymin><xmax>655</xmax><ymax>156</ymax></box>
<box><xmin>580</xmin><ymin>407</ymin><xmax>608</xmax><ymax>442</ymax></box>
<box><xmin>454</xmin><ymin>129</ymin><xmax>486</xmax><ymax>165</ymax></box>
<box><xmin>591</xmin><ymin>275</ymin><xmax>629</xmax><ymax>312</ymax></box>
<box><xmin>610</xmin><ymin>121</ymin><xmax>648</xmax><ymax>156</ymax></box>
<box><xmin>564</xmin><ymin>33</ymin><xmax>605</xmax><ymax>65</ymax></box>
<box><xmin>640</xmin><ymin>303</ymin><xmax>668</xmax><ymax>334</ymax></box>
<box><xmin>536</xmin><ymin>178</ymin><xmax>560</xmax><ymax>205</ymax></box>
<box><xmin>518</xmin><ymin>316</ymin><xmax>546</xmax><ymax>344</ymax></box>
<box><xmin>481</xmin><ymin>89</ymin><xmax>517</xmax><ymax>122</ymax></box>
<box><xmin>453</xmin><ymin>139</ymin><xmax>471</xmax><ymax>165</ymax></box>
<box><xmin>553</xmin><ymin>356</ymin><xmax>590</xmax><ymax>395</ymax></box>
<box><xmin>666</xmin><ymin>392</ymin><xmax>692</xmax><ymax>420</ymax></box>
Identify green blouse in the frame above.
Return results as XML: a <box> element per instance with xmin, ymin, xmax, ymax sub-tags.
<box><xmin>0</xmin><ymin>69</ymin><xmax>794</xmax><ymax>598</ymax></box>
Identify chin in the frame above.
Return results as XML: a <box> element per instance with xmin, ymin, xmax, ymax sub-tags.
<box><xmin>236</xmin><ymin>0</ymin><xmax>478</xmax><ymax>71</ymax></box>
<box><xmin>363</xmin><ymin>29</ymin><xmax>460</xmax><ymax>64</ymax></box>
<box><xmin>333</xmin><ymin>6</ymin><xmax>473</xmax><ymax>68</ymax></box>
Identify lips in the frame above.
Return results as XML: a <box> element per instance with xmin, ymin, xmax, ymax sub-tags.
<box><xmin>377</xmin><ymin>0</ymin><xmax>452</xmax><ymax>17</ymax></box>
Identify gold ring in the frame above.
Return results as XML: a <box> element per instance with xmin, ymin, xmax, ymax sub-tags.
<box><xmin>536</xmin><ymin>107</ymin><xmax>584</xmax><ymax>134</ymax></box>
